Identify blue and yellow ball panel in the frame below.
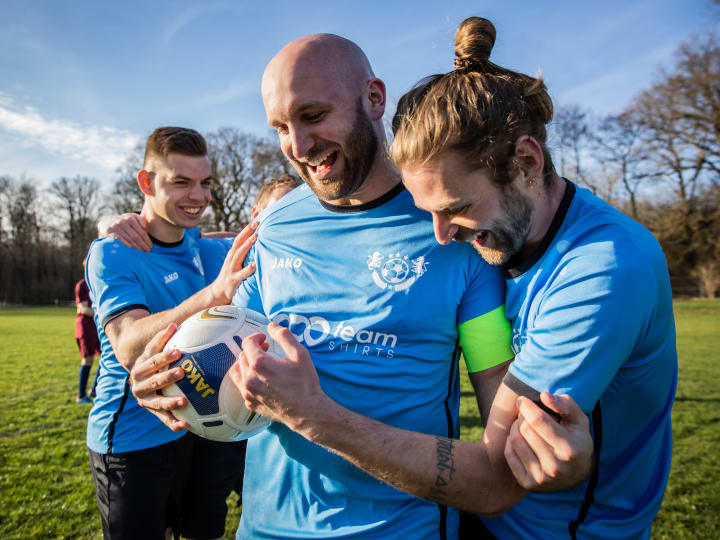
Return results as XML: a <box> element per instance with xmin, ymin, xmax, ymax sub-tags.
<box><xmin>169</xmin><ymin>342</ymin><xmax>235</xmax><ymax>415</ymax></box>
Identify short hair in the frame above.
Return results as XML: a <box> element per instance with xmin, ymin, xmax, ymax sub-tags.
<box><xmin>254</xmin><ymin>174</ymin><xmax>301</xmax><ymax>213</ymax></box>
<box><xmin>143</xmin><ymin>127</ymin><xmax>208</xmax><ymax>168</ymax></box>
<box><xmin>391</xmin><ymin>17</ymin><xmax>555</xmax><ymax>185</ymax></box>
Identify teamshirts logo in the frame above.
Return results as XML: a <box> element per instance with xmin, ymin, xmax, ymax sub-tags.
<box><xmin>367</xmin><ymin>251</ymin><xmax>428</xmax><ymax>292</ymax></box>
<box><xmin>274</xmin><ymin>313</ymin><xmax>397</xmax><ymax>358</ymax></box>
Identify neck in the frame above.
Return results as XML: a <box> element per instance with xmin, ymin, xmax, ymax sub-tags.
<box><xmin>519</xmin><ymin>173</ymin><xmax>566</xmax><ymax>259</ymax></box>
<box><xmin>140</xmin><ymin>205</ymin><xmax>185</xmax><ymax>244</ymax></box>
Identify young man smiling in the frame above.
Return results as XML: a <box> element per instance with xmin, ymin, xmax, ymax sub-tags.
<box><xmin>85</xmin><ymin>127</ymin><xmax>256</xmax><ymax>539</ymax></box>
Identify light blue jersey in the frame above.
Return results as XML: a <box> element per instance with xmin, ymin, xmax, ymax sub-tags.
<box><xmin>233</xmin><ymin>184</ymin><xmax>508</xmax><ymax>539</ymax></box>
<box><xmin>483</xmin><ymin>182</ymin><xmax>677</xmax><ymax>540</ymax></box>
<box><xmin>86</xmin><ymin>234</ymin><xmax>229</xmax><ymax>454</ymax></box>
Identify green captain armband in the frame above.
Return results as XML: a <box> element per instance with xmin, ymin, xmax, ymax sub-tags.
<box><xmin>458</xmin><ymin>305</ymin><xmax>513</xmax><ymax>373</ymax></box>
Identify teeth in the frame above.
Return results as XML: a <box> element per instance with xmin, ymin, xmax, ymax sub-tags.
<box><xmin>306</xmin><ymin>150</ymin><xmax>334</xmax><ymax>167</ymax></box>
<box><xmin>183</xmin><ymin>207</ymin><xmax>201</xmax><ymax>215</ymax></box>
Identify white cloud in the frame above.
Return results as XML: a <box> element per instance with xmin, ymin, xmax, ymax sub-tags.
<box><xmin>0</xmin><ymin>97</ymin><xmax>140</xmax><ymax>170</ymax></box>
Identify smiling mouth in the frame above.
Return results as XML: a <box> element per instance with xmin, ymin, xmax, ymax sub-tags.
<box><xmin>306</xmin><ymin>150</ymin><xmax>338</xmax><ymax>177</ymax></box>
<box><xmin>473</xmin><ymin>231</ymin><xmax>490</xmax><ymax>247</ymax></box>
<box><xmin>180</xmin><ymin>206</ymin><xmax>204</xmax><ymax>217</ymax></box>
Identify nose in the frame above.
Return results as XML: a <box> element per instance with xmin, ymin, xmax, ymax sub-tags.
<box><xmin>432</xmin><ymin>213</ymin><xmax>458</xmax><ymax>245</ymax></box>
<box><xmin>188</xmin><ymin>181</ymin><xmax>208</xmax><ymax>201</ymax></box>
<box><xmin>285</xmin><ymin>125</ymin><xmax>314</xmax><ymax>161</ymax></box>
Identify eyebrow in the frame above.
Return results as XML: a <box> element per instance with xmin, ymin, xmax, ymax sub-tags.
<box><xmin>172</xmin><ymin>174</ymin><xmax>213</xmax><ymax>182</ymax></box>
<box><xmin>426</xmin><ymin>199</ymin><xmax>467</xmax><ymax>213</ymax></box>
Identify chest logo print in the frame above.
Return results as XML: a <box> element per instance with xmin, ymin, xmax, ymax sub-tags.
<box><xmin>366</xmin><ymin>252</ymin><xmax>428</xmax><ymax>292</ymax></box>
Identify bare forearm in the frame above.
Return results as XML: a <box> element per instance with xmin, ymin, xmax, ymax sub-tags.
<box><xmin>293</xmin><ymin>397</ymin><xmax>524</xmax><ymax>516</ymax></box>
<box><xmin>112</xmin><ymin>287</ymin><xmax>223</xmax><ymax>371</ymax></box>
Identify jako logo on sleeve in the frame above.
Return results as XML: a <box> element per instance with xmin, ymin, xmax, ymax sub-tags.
<box><xmin>164</xmin><ymin>272</ymin><xmax>179</xmax><ymax>284</ymax></box>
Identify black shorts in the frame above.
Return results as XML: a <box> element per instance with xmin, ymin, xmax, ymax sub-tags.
<box><xmin>89</xmin><ymin>435</ymin><xmax>247</xmax><ymax>539</ymax></box>
<box><xmin>88</xmin><ymin>436</ymin><xmax>193</xmax><ymax>540</ymax></box>
<box><xmin>180</xmin><ymin>435</ymin><xmax>247</xmax><ymax>538</ymax></box>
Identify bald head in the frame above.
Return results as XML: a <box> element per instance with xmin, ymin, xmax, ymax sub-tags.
<box><xmin>261</xmin><ymin>34</ymin><xmax>392</xmax><ymax>204</ymax></box>
<box><xmin>263</xmin><ymin>34</ymin><xmax>374</xmax><ymax>102</ymax></box>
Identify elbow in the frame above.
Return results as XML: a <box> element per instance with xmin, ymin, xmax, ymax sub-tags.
<box><xmin>470</xmin><ymin>496</ymin><xmax>515</xmax><ymax>518</ymax></box>
<box><xmin>113</xmin><ymin>343</ymin><xmax>134</xmax><ymax>372</ymax></box>
<box><xmin>465</xmin><ymin>482</ymin><xmax>524</xmax><ymax>518</ymax></box>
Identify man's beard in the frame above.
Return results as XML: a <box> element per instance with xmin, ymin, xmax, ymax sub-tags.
<box><xmin>293</xmin><ymin>98</ymin><xmax>378</xmax><ymax>202</ymax></box>
<box><xmin>456</xmin><ymin>183</ymin><xmax>533</xmax><ymax>266</ymax></box>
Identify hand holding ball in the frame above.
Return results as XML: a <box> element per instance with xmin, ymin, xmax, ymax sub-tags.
<box><xmin>161</xmin><ymin>305</ymin><xmax>280</xmax><ymax>441</ymax></box>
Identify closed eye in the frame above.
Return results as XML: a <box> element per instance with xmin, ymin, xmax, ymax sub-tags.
<box><xmin>303</xmin><ymin>111</ymin><xmax>326</xmax><ymax>123</ymax></box>
<box><xmin>441</xmin><ymin>204</ymin><xmax>470</xmax><ymax>217</ymax></box>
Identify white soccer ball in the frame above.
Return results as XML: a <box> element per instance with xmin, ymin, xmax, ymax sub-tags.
<box><xmin>161</xmin><ymin>305</ymin><xmax>277</xmax><ymax>442</ymax></box>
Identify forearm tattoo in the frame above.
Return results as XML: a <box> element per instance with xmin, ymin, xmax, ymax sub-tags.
<box><xmin>428</xmin><ymin>436</ymin><xmax>456</xmax><ymax>503</ymax></box>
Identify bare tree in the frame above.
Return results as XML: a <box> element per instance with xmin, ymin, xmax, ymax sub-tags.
<box><xmin>205</xmin><ymin>127</ymin><xmax>294</xmax><ymax>230</ymax></box>
<box><xmin>109</xmin><ymin>142</ymin><xmax>145</xmax><ymax>213</ymax></box>
<box><xmin>49</xmin><ymin>176</ymin><xmax>102</xmax><ymax>282</ymax></box>
<box><xmin>1</xmin><ymin>179</ymin><xmax>42</xmax><ymax>303</ymax></box>
<box><xmin>592</xmin><ymin>112</ymin><xmax>652</xmax><ymax>218</ymax></box>
<box><xmin>628</xmin><ymin>31</ymin><xmax>720</xmax><ymax>274</ymax></box>
<box><xmin>551</xmin><ymin>104</ymin><xmax>592</xmax><ymax>189</ymax></box>
<box><xmin>631</xmin><ymin>31</ymin><xmax>719</xmax><ymax>204</ymax></box>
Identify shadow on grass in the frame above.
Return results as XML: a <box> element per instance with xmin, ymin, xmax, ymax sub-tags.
<box><xmin>459</xmin><ymin>415</ymin><xmax>486</xmax><ymax>429</ymax></box>
<box><xmin>674</xmin><ymin>396</ymin><xmax>720</xmax><ymax>403</ymax></box>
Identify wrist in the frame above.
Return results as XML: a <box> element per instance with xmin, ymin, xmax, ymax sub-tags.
<box><xmin>291</xmin><ymin>393</ymin><xmax>342</xmax><ymax>444</ymax></box>
<box><xmin>207</xmin><ymin>280</ymin><xmax>231</xmax><ymax>307</ymax></box>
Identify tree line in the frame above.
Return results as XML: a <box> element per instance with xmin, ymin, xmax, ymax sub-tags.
<box><xmin>0</xmin><ymin>129</ymin><xmax>293</xmax><ymax>304</ymax></box>
<box><xmin>0</xmin><ymin>31</ymin><xmax>718</xmax><ymax>304</ymax></box>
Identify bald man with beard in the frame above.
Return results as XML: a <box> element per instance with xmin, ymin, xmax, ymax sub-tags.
<box><xmin>131</xmin><ymin>34</ymin><xmax>593</xmax><ymax>540</ymax></box>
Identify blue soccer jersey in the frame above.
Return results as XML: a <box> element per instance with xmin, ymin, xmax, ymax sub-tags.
<box><xmin>482</xmin><ymin>182</ymin><xmax>677</xmax><ymax>539</ymax></box>
<box><xmin>86</xmin><ymin>234</ymin><xmax>228</xmax><ymax>454</ymax></box>
<box><xmin>232</xmin><ymin>184</ymin><xmax>509</xmax><ymax>540</ymax></box>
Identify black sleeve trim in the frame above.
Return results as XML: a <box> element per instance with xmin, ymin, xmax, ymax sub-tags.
<box><xmin>107</xmin><ymin>375</ymin><xmax>131</xmax><ymax>454</ymax></box>
<box><xmin>101</xmin><ymin>304</ymin><xmax>149</xmax><ymax>330</ymax></box>
<box><xmin>502</xmin><ymin>372</ymin><xmax>562</xmax><ymax>422</ymax></box>
<box><xmin>569</xmin><ymin>402</ymin><xmax>602</xmax><ymax>539</ymax></box>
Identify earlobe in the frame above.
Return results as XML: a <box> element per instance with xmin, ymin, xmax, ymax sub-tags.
<box><xmin>137</xmin><ymin>170</ymin><xmax>153</xmax><ymax>196</ymax></box>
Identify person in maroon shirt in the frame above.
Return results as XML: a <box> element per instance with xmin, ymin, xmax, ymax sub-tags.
<box><xmin>75</xmin><ymin>276</ymin><xmax>101</xmax><ymax>404</ymax></box>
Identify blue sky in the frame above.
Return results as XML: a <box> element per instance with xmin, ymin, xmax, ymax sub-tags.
<box><xmin>1</xmin><ymin>0</ymin><xmax>717</xmax><ymax>185</ymax></box>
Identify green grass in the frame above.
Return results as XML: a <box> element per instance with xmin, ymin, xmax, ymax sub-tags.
<box><xmin>0</xmin><ymin>302</ymin><xmax>718</xmax><ymax>538</ymax></box>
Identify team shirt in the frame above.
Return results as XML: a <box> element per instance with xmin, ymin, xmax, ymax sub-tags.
<box><xmin>483</xmin><ymin>181</ymin><xmax>677</xmax><ymax>539</ymax></box>
<box><xmin>85</xmin><ymin>233</ymin><xmax>230</xmax><ymax>454</ymax></box>
<box><xmin>233</xmin><ymin>184</ymin><xmax>511</xmax><ymax>540</ymax></box>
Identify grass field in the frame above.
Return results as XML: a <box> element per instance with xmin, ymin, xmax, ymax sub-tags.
<box><xmin>0</xmin><ymin>301</ymin><xmax>718</xmax><ymax>538</ymax></box>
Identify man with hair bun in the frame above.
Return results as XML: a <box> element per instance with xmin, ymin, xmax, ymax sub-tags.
<box><xmin>131</xmin><ymin>32</ymin><xmax>594</xmax><ymax>540</ymax></box>
<box><xmin>392</xmin><ymin>16</ymin><xmax>677</xmax><ymax>539</ymax></box>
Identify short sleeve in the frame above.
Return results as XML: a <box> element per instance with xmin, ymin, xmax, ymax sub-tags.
<box><xmin>457</xmin><ymin>257</ymin><xmax>507</xmax><ymax>325</ymax></box>
<box><xmin>507</xmin><ymin>249</ymin><xmax>651</xmax><ymax>412</ymax></box>
<box><xmin>456</xmin><ymin>257</ymin><xmax>512</xmax><ymax>373</ymax></box>
<box><xmin>86</xmin><ymin>240</ymin><xmax>149</xmax><ymax>329</ymax></box>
